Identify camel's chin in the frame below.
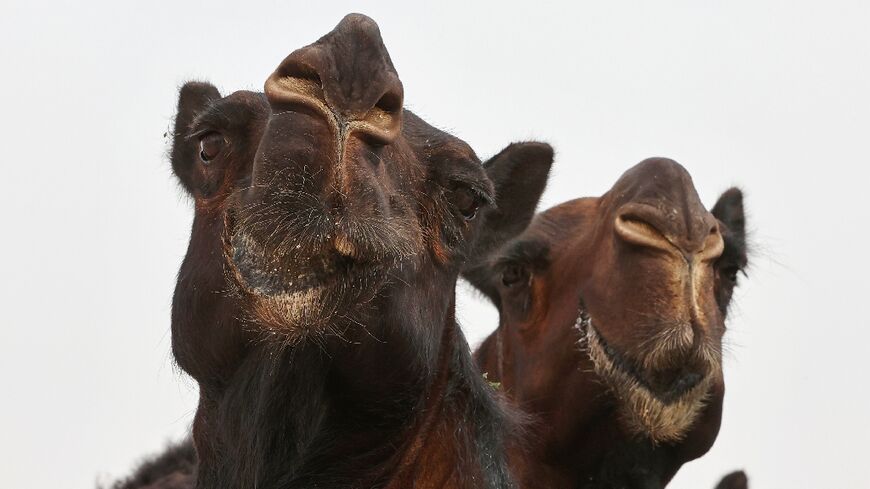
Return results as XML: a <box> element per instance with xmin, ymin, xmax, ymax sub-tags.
<box><xmin>242</xmin><ymin>286</ymin><xmax>330</xmax><ymax>339</ymax></box>
<box><xmin>580</xmin><ymin>318</ymin><xmax>715</xmax><ymax>444</ymax></box>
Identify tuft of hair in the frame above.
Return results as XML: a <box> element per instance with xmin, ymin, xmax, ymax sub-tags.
<box><xmin>101</xmin><ymin>438</ymin><xmax>196</xmax><ymax>489</ymax></box>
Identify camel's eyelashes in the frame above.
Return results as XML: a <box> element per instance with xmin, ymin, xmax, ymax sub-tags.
<box><xmin>199</xmin><ymin>132</ymin><xmax>226</xmax><ymax>163</ymax></box>
<box><xmin>449</xmin><ymin>186</ymin><xmax>482</xmax><ymax>221</ymax></box>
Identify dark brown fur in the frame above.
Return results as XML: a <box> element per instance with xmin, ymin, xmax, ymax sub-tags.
<box><xmin>471</xmin><ymin>160</ymin><xmax>749</xmax><ymax>488</ymax></box>
<box><xmin>107</xmin><ymin>439</ymin><xmax>196</xmax><ymax>489</ymax></box>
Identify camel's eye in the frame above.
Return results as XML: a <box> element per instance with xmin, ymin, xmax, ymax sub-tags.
<box><xmin>449</xmin><ymin>186</ymin><xmax>482</xmax><ymax>221</ymax></box>
<box><xmin>721</xmin><ymin>266</ymin><xmax>739</xmax><ymax>284</ymax></box>
<box><xmin>199</xmin><ymin>132</ymin><xmax>226</xmax><ymax>163</ymax></box>
<box><xmin>501</xmin><ymin>264</ymin><xmax>527</xmax><ymax>287</ymax></box>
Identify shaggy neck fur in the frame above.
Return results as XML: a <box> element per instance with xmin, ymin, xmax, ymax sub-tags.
<box><xmin>182</xmin><ymin>246</ymin><xmax>515</xmax><ymax>489</ymax></box>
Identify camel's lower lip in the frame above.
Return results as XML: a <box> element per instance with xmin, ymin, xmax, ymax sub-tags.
<box><xmin>581</xmin><ymin>318</ymin><xmax>705</xmax><ymax>404</ymax></box>
<box><xmin>577</xmin><ymin>309</ymin><xmax>716</xmax><ymax>442</ymax></box>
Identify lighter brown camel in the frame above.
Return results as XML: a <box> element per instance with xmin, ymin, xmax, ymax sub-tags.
<box><xmin>471</xmin><ymin>158</ymin><xmax>749</xmax><ymax>488</ymax></box>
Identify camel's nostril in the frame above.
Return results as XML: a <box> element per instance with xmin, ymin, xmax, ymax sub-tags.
<box><xmin>699</xmin><ymin>222</ymin><xmax>725</xmax><ymax>261</ymax></box>
<box><xmin>614</xmin><ymin>209</ymin><xmax>672</xmax><ymax>252</ymax></box>
<box><xmin>278</xmin><ymin>59</ymin><xmax>322</xmax><ymax>88</ymax></box>
<box><xmin>353</xmin><ymin>87</ymin><xmax>403</xmax><ymax>145</ymax></box>
<box><xmin>264</xmin><ymin>58</ymin><xmax>327</xmax><ymax>113</ymax></box>
<box><xmin>375</xmin><ymin>91</ymin><xmax>402</xmax><ymax>114</ymax></box>
<box><xmin>619</xmin><ymin>215</ymin><xmax>661</xmax><ymax>238</ymax></box>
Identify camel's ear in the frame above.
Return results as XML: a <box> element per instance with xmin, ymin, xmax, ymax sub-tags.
<box><xmin>712</xmin><ymin>187</ymin><xmax>745</xmax><ymax>242</ymax></box>
<box><xmin>171</xmin><ymin>81</ymin><xmax>222</xmax><ymax>195</ymax></box>
<box><xmin>712</xmin><ymin>188</ymin><xmax>749</xmax><ymax>314</ymax></box>
<box><xmin>463</xmin><ymin>142</ymin><xmax>553</xmax><ymax>302</ymax></box>
<box><xmin>714</xmin><ymin>470</ymin><xmax>748</xmax><ymax>489</ymax></box>
<box><xmin>711</xmin><ymin>186</ymin><xmax>748</xmax><ymax>270</ymax></box>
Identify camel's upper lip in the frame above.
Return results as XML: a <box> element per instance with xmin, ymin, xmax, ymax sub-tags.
<box><xmin>580</xmin><ymin>315</ymin><xmax>705</xmax><ymax>404</ymax></box>
<box><xmin>227</xmin><ymin>230</ymin><xmax>388</xmax><ymax>296</ymax></box>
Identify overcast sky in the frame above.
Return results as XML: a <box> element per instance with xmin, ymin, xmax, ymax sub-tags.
<box><xmin>2</xmin><ymin>1</ymin><xmax>868</xmax><ymax>488</ymax></box>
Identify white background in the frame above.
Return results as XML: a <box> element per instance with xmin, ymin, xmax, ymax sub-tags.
<box><xmin>1</xmin><ymin>1</ymin><xmax>868</xmax><ymax>488</ymax></box>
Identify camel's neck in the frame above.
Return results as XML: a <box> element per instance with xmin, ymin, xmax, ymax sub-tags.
<box><xmin>189</xmin><ymin>279</ymin><xmax>514</xmax><ymax>489</ymax></box>
<box><xmin>380</xmin><ymin>313</ymin><xmax>516</xmax><ymax>489</ymax></box>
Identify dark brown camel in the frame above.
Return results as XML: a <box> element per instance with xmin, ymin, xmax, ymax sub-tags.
<box><xmin>143</xmin><ymin>14</ymin><xmax>553</xmax><ymax>489</ymax></box>
<box><xmin>471</xmin><ymin>159</ymin><xmax>749</xmax><ymax>488</ymax></box>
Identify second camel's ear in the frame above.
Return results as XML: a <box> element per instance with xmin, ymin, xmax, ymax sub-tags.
<box><xmin>711</xmin><ymin>187</ymin><xmax>749</xmax><ymax>314</ymax></box>
<box><xmin>714</xmin><ymin>471</ymin><xmax>748</xmax><ymax>489</ymax></box>
<box><xmin>711</xmin><ymin>187</ymin><xmax>745</xmax><ymax>242</ymax></box>
<box><xmin>711</xmin><ymin>187</ymin><xmax>748</xmax><ymax>272</ymax></box>
<box><xmin>463</xmin><ymin>141</ymin><xmax>553</xmax><ymax>302</ymax></box>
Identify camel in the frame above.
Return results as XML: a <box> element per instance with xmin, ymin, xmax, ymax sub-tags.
<box><xmin>156</xmin><ymin>13</ymin><xmax>553</xmax><ymax>488</ymax></box>
<box><xmin>472</xmin><ymin>159</ymin><xmax>749</xmax><ymax>488</ymax></box>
